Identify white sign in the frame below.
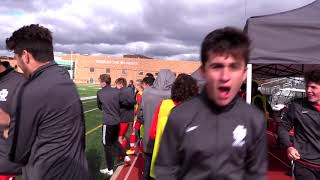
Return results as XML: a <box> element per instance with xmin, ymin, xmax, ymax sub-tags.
<box><xmin>96</xmin><ymin>60</ymin><xmax>138</xmax><ymax>66</ymax></box>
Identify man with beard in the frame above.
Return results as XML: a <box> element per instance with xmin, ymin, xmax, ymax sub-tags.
<box><xmin>5</xmin><ymin>24</ymin><xmax>88</xmax><ymax>180</ymax></box>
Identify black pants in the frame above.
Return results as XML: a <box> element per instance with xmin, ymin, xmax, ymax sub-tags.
<box><xmin>294</xmin><ymin>161</ymin><xmax>320</xmax><ymax>180</ymax></box>
<box><xmin>102</xmin><ymin>124</ymin><xmax>127</xmax><ymax>171</ymax></box>
<box><xmin>143</xmin><ymin>152</ymin><xmax>154</xmax><ymax>180</ymax></box>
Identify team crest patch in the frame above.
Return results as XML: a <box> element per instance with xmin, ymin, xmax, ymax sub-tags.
<box><xmin>0</xmin><ymin>89</ymin><xmax>8</xmax><ymax>101</ymax></box>
<box><xmin>232</xmin><ymin>125</ymin><xmax>247</xmax><ymax>147</ymax></box>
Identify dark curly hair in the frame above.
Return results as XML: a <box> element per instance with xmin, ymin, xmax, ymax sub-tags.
<box><xmin>115</xmin><ymin>77</ymin><xmax>127</xmax><ymax>87</ymax></box>
<box><xmin>171</xmin><ymin>73</ymin><xmax>199</xmax><ymax>103</ymax></box>
<box><xmin>6</xmin><ymin>24</ymin><xmax>54</xmax><ymax>62</ymax></box>
<box><xmin>305</xmin><ymin>70</ymin><xmax>320</xmax><ymax>85</ymax></box>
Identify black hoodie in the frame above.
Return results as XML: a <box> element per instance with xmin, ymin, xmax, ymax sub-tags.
<box><xmin>119</xmin><ymin>87</ymin><xmax>136</xmax><ymax>123</ymax></box>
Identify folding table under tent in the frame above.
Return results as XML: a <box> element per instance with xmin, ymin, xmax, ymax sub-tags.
<box><xmin>244</xmin><ymin>0</ymin><xmax>320</xmax><ymax>102</ymax></box>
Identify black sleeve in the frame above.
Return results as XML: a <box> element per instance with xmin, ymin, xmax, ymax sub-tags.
<box><xmin>97</xmin><ymin>92</ymin><xmax>102</xmax><ymax>110</ymax></box>
<box><xmin>278</xmin><ymin>104</ymin><xmax>295</xmax><ymax>147</ymax></box>
<box><xmin>244</xmin><ymin>112</ymin><xmax>268</xmax><ymax>180</ymax></box>
<box><xmin>154</xmin><ymin>110</ymin><xmax>182</xmax><ymax>180</ymax></box>
<box><xmin>119</xmin><ymin>88</ymin><xmax>136</xmax><ymax>107</ymax></box>
<box><xmin>9</xmin><ymin>88</ymin><xmax>40</xmax><ymax>164</ymax></box>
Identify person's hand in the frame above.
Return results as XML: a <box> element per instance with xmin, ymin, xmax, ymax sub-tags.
<box><xmin>0</xmin><ymin>108</ymin><xmax>10</xmax><ymax>127</ymax></box>
<box><xmin>287</xmin><ymin>147</ymin><xmax>300</xmax><ymax>160</ymax></box>
<box><xmin>3</xmin><ymin>128</ymin><xmax>9</xmax><ymax>139</ymax></box>
<box><xmin>0</xmin><ymin>108</ymin><xmax>10</xmax><ymax>139</ymax></box>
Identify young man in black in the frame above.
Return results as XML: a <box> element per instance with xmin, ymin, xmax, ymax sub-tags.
<box><xmin>97</xmin><ymin>74</ymin><xmax>130</xmax><ymax>176</ymax></box>
<box><xmin>278</xmin><ymin>70</ymin><xmax>320</xmax><ymax>180</ymax></box>
<box><xmin>114</xmin><ymin>78</ymin><xmax>136</xmax><ymax>154</ymax></box>
<box><xmin>0</xmin><ymin>60</ymin><xmax>25</xmax><ymax>180</ymax></box>
<box><xmin>6</xmin><ymin>24</ymin><xmax>88</xmax><ymax>180</ymax></box>
<box><xmin>155</xmin><ymin>27</ymin><xmax>267</xmax><ymax>180</ymax></box>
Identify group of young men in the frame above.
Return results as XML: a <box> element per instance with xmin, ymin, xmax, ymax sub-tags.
<box><xmin>97</xmin><ymin>73</ymin><xmax>155</xmax><ymax>175</ymax></box>
<box><xmin>0</xmin><ymin>23</ymin><xmax>318</xmax><ymax>180</ymax></box>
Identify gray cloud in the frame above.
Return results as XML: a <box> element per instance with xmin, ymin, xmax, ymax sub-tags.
<box><xmin>0</xmin><ymin>0</ymin><xmax>315</xmax><ymax>60</ymax></box>
<box><xmin>1</xmin><ymin>0</ymin><xmax>72</xmax><ymax>12</ymax></box>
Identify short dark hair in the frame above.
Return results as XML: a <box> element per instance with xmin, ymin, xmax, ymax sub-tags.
<box><xmin>305</xmin><ymin>70</ymin><xmax>320</xmax><ymax>85</ymax></box>
<box><xmin>99</xmin><ymin>74</ymin><xmax>111</xmax><ymax>85</ymax></box>
<box><xmin>171</xmin><ymin>74</ymin><xmax>199</xmax><ymax>103</ymax></box>
<box><xmin>200</xmin><ymin>27</ymin><xmax>250</xmax><ymax>66</ymax></box>
<box><xmin>145</xmin><ymin>73</ymin><xmax>154</xmax><ymax>78</ymax></box>
<box><xmin>142</xmin><ymin>76</ymin><xmax>155</xmax><ymax>86</ymax></box>
<box><xmin>115</xmin><ymin>77</ymin><xmax>127</xmax><ymax>87</ymax></box>
<box><xmin>6</xmin><ymin>24</ymin><xmax>54</xmax><ymax>62</ymax></box>
<box><xmin>0</xmin><ymin>61</ymin><xmax>10</xmax><ymax>67</ymax></box>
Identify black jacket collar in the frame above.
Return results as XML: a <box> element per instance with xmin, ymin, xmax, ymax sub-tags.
<box><xmin>29</xmin><ymin>61</ymin><xmax>57</xmax><ymax>80</ymax></box>
<box><xmin>200</xmin><ymin>89</ymin><xmax>239</xmax><ymax>113</ymax></box>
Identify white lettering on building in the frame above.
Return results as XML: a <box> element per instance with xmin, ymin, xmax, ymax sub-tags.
<box><xmin>95</xmin><ymin>60</ymin><xmax>138</xmax><ymax>65</ymax></box>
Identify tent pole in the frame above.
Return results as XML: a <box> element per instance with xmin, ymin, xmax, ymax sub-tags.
<box><xmin>246</xmin><ymin>64</ymin><xmax>252</xmax><ymax>104</ymax></box>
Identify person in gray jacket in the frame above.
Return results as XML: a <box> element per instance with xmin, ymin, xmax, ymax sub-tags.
<box><xmin>137</xmin><ymin>69</ymin><xmax>176</xmax><ymax>180</ymax></box>
<box><xmin>97</xmin><ymin>75</ymin><xmax>130</xmax><ymax>176</ymax></box>
<box><xmin>6</xmin><ymin>24</ymin><xmax>89</xmax><ymax>180</ymax></box>
<box><xmin>155</xmin><ymin>27</ymin><xmax>267</xmax><ymax>180</ymax></box>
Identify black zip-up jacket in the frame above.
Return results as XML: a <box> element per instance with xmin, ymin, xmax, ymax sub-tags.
<box><xmin>97</xmin><ymin>85</ymin><xmax>120</xmax><ymax>125</ymax></box>
<box><xmin>155</xmin><ymin>92</ymin><xmax>267</xmax><ymax>180</ymax></box>
<box><xmin>119</xmin><ymin>87</ymin><xmax>136</xmax><ymax>123</ymax></box>
<box><xmin>0</xmin><ymin>63</ymin><xmax>25</xmax><ymax>175</ymax></box>
<box><xmin>278</xmin><ymin>98</ymin><xmax>320</xmax><ymax>165</ymax></box>
<box><xmin>9</xmin><ymin>62</ymin><xmax>89</xmax><ymax>180</ymax></box>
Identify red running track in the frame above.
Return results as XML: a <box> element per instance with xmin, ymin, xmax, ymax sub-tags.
<box><xmin>113</xmin><ymin>131</ymin><xmax>293</xmax><ymax>180</ymax></box>
<box><xmin>112</xmin><ymin>153</ymin><xmax>292</xmax><ymax>180</ymax></box>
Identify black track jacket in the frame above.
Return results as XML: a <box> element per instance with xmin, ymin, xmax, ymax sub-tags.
<box><xmin>9</xmin><ymin>62</ymin><xmax>88</xmax><ymax>180</ymax></box>
<box><xmin>155</xmin><ymin>92</ymin><xmax>267</xmax><ymax>180</ymax></box>
<box><xmin>278</xmin><ymin>98</ymin><xmax>320</xmax><ymax>165</ymax></box>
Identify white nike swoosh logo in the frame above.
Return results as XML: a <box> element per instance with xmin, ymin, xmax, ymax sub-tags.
<box><xmin>302</xmin><ymin>111</ymin><xmax>308</xmax><ymax>114</ymax></box>
<box><xmin>186</xmin><ymin>125</ymin><xmax>199</xmax><ymax>133</ymax></box>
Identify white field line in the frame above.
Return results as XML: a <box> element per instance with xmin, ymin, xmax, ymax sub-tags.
<box><xmin>84</xmin><ymin>108</ymin><xmax>98</xmax><ymax>114</ymax></box>
<box><xmin>80</xmin><ymin>96</ymin><xmax>97</xmax><ymax>101</ymax></box>
<box><xmin>84</xmin><ymin>106</ymin><xmax>100</xmax><ymax>136</ymax></box>
<box><xmin>82</xmin><ymin>100</ymin><xmax>96</xmax><ymax>104</ymax></box>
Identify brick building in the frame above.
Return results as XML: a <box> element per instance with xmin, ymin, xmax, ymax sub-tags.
<box><xmin>1</xmin><ymin>54</ymin><xmax>201</xmax><ymax>85</ymax></box>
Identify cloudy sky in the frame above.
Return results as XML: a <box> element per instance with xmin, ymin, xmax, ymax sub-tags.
<box><xmin>0</xmin><ymin>0</ymin><xmax>315</xmax><ymax>60</ymax></box>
